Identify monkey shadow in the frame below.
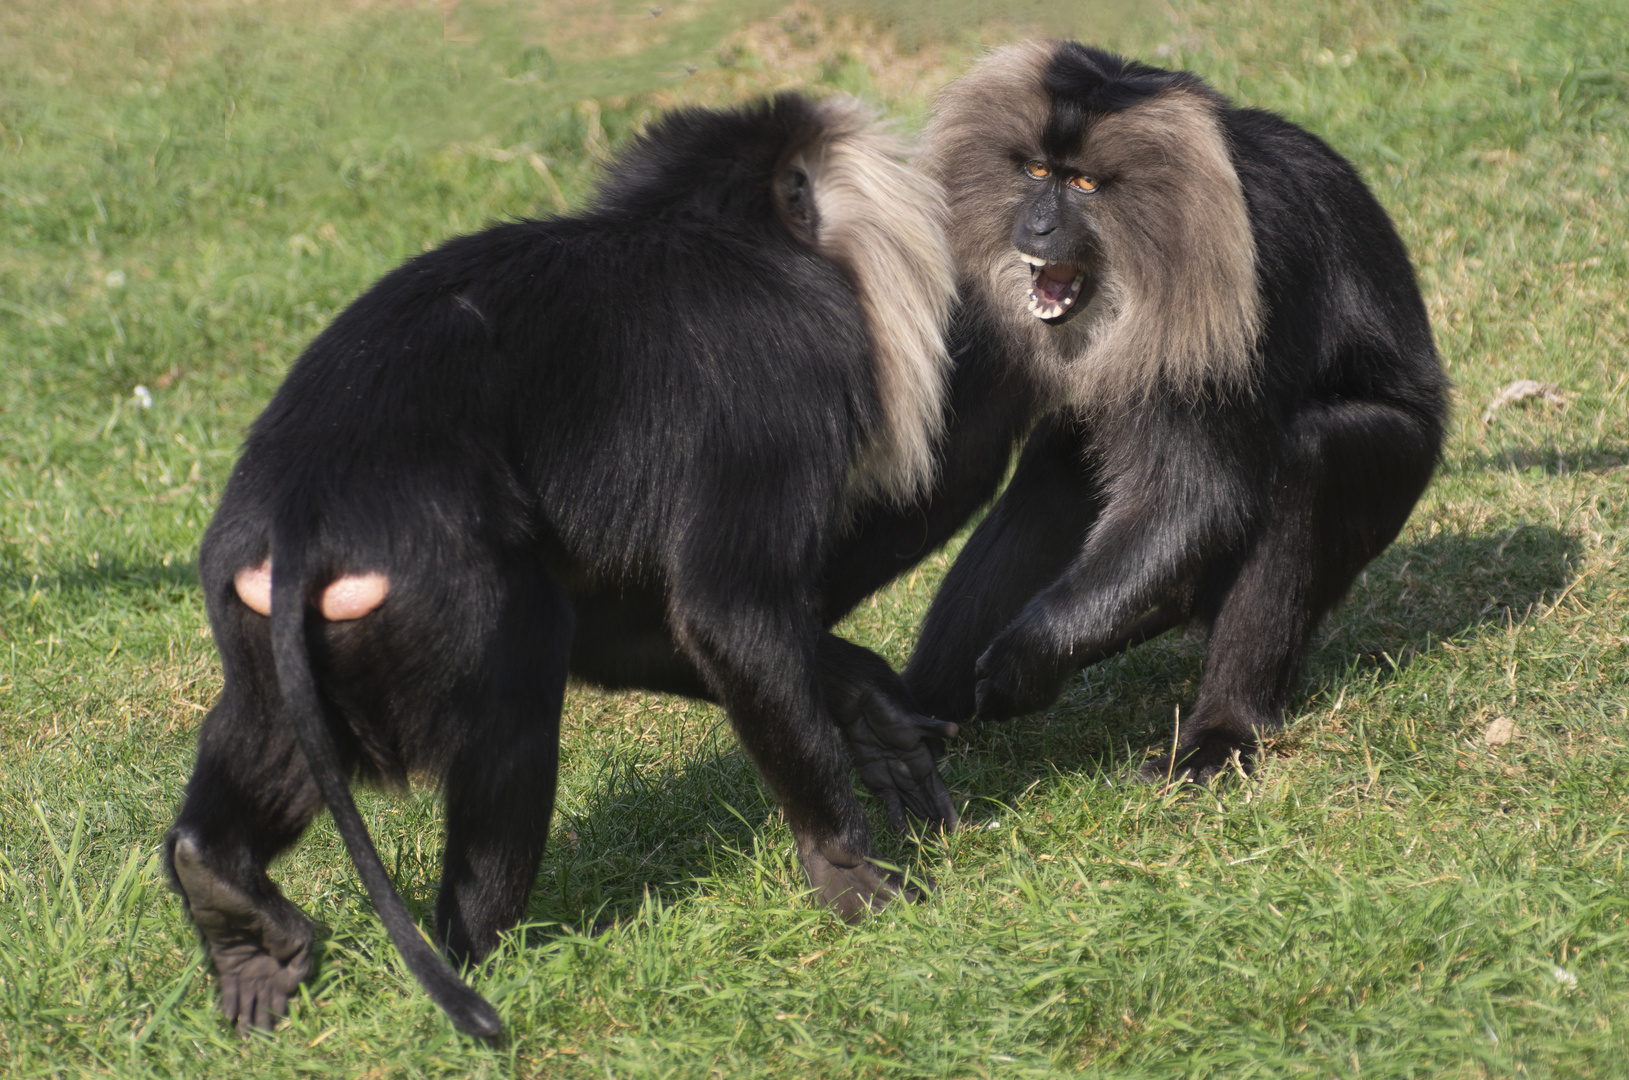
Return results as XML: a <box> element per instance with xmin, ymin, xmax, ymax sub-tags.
<box><xmin>504</xmin><ymin>731</ymin><xmax>804</xmax><ymax>943</ymax></box>
<box><xmin>1465</xmin><ymin>437</ymin><xmax>1628</xmax><ymax>476</ymax></box>
<box><xmin>486</xmin><ymin>523</ymin><xmax>1583</xmax><ymax>925</ymax></box>
<box><xmin>495</xmin><ymin>718</ymin><xmax>960</xmax><ymax>943</ymax></box>
<box><xmin>0</xmin><ymin>555</ymin><xmax>201</xmax><ymax>600</ymax></box>
<box><xmin>942</xmin><ymin>524</ymin><xmax>1582</xmax><ymax>817</ymax></box>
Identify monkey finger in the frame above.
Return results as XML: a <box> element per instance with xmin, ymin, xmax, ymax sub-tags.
<box><xmin>898</xmin><ymin>788</ymin><xmax>955</xmax><ymax>832</ymax></box>
<box><xmin>854</xmin><ymin>759</ymin><xmax>928</xmax><ymax>833</ymax></box>
<box><xmin>252</xmin><ymin>991</ymin><xmax>273</xmax><ymax>1034</ymax></box>
<box><xmin>913</xmin><ymin>716</ymin><xmax>959</xmax><ymax>741</ymax></box>
<box><xmin>903</xmin><ymin>757</ymin><xmax>959</xmax><ymax>832</ymax></box>
<box><xmin>888</xmin><ymin>761</ymin><xmax>931</xmax><ymax>819</ymax></box>
<box><xmin>220</xmin><ymin>979</ymin><xmax>242</xmax><ymax>1032</ymax></box>
<box><xmin>862</xmin><ymin>749</ymin><xmax>945</xmax><ymax>834</ymax></box>
<box><xmin>878</xmin><ymin>788</ymin><xmax>910</xmax><ymax>835</ymax></box>
<box><xmin>269</xmin><ymin>986</ymin><xmax>291</xmax><ymax>1026</ymax></box>
<box><xmin>883</xmin><ymin>756</ymin><xmax>932</xmax><ymax>822</ymax></box>
<box><xmin>909</xmin><ymin>755</ymin><xmax>960</xmax><ymax>831</ymax></box>
<box><xmin>884</xmin><ymin>750</ymin><xmax>943</xmax><ymax>824</ymax></box>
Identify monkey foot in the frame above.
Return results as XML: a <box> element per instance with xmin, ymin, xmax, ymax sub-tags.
<box><xmin>170</xmin><ymin>831</ymin><xmax>316</xmax><ymax>1034</ymax></box>
<box><xmin>799</xmin><ymin>841</ymin><xmax>924</xmax><ymax>922</ymax></box>
<box><xmin>1139</xmin><ymin>734</ymin><xmax>1255</xmax><ymax>786</ymax></box>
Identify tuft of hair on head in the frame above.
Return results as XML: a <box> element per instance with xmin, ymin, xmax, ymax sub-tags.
<box><xmin>1046</xmin><ymin>43</ymin><xmax>1260</xmax><ymax>406</ymax></box>
<box><xmin>917</xmin><ymin>41</ymin><xmax>1062</xmax><ymax>382</ymax></box>
<box><xmin>782</xmin><ymin>95</ymin><xmax>958</xmax><ymax>505</ymax></box>
<box><xmin>923</xmin><ymin>40</ymin><xmax>1263</xmax><ymax>408</ymax></box>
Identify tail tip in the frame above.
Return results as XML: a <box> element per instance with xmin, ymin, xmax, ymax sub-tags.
<box><xmin>449</xmin><ymin>997</ymin><xmax>504</xmax><ymax>1042</ymax></box>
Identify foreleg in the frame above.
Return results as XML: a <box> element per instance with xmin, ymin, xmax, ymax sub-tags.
<box><xmin>904</xmin><ymin>414</ymin><xmax>1106</xmax><ymax>721</ymax></box>
<box><xmin>973</xmin><ymin>414</ymin><xmax>1260</xmax><ymax>720</ymax></box>
<box><xmin>670</xmin><ymin>581</ymin><xmax>908</xmax><ymax>920</ymax></box>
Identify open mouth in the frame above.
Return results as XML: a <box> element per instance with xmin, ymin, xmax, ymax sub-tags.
<box><xmin>1020</xmin><ymin>253</ymin><xmax>1088</xmax><ymax>323</ymax></box>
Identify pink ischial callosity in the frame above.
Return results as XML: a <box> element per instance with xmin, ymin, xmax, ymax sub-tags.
<box><xmin>320</xmin><ymin>572</ymin><xmax>391</xmax><ymax>620</ymax></box>
<box><xmin>232</xmin><ymin>559</ymin><xmax>390</xmax><ymax>620</ymax></box>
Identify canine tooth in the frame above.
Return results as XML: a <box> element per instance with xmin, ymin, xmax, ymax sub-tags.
<box><xmin>1019</xmin><ymin>253</ymin><xmax>1047</xmax><ymax>267</ymax></box>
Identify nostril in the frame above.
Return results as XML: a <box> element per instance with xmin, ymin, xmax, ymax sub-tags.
<box><xmin>1030</xmin><ymin>222</ymin><xmax>1056</xmax><ymax>236</ymax></box>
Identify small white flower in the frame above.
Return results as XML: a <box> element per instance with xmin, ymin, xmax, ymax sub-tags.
<box><xmin>105</xmin><ymin>269</ymin><xmax>127</xmax><ymax>288</ymax></box>
<box><xmin>1552</xmin><ymin>967</ymin><xmax>1578</xmax><ymax>990</ymax></box>
<box><xmin>132</xmin><ymin>385</ymin><xmax>152</xmax><ymax>408</ymax></box>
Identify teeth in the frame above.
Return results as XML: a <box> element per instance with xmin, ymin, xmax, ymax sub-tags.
<box><xmin>1026</xmin><ymin>295</ymin><xmax>1068</xmax><ymax>318</ymax></box>
<box><xmin>1025</xmin><ymin>270</ymin><xmax>1089</xmax><ymax>321</ymax></box>
<box><xmin>1018</xmin><ymin>253</ymin><xmax>1047</xmax><ymax>267</ymax></box>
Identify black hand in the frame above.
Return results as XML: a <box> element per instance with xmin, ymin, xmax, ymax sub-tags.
<box><xmin>838</xmin><ymin>686</ymin><xmax>960</xmax><ymax>833</ymax></box>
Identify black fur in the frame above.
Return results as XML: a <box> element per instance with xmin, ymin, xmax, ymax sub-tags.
<box><xmin>1040</xmin><ymin>43</ymin><xmax>1219</xmax><ymax>159</ymax></box>
<box><xmin>820</xmin><ymin>322</ymin><xmax>1044</xmax><ymax>620</ymax></box>
<box><xmin>905</xmin><ymin>46</ymin><xmax>1449</xmax><ymax>778</ymax></box>
<box><xmin>165</xmin><ymin>93</ymin><xmax>955</xmax><ymax>1040</ymax></box>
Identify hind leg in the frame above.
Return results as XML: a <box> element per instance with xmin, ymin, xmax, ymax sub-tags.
<box><xmin>167</xmin><ymin>603</ymin><xmax>329</xmax><ymax>1033</ymax></box>
<box><xmin>434</xmin><ymin>560</ymin><xmax>574</xmax><ymax>962</ymax></box>
<box><xmin>1149</xmin><ymin>400</ymin><xmax>1440</xmax><ymax>781</ymax></box>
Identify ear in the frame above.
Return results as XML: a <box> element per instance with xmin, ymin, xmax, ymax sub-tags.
<box><xmin>775</xmin><ymin>160</ymin><xmax>820</xmax><ymax>246</ymax></box>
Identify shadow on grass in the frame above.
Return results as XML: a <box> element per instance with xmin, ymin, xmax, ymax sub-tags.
<box><xmin>1312</xmin><ymin>522</ymin><xmax>1581</xmax><ymax>674</ymax></box>
<box><xmin>0</xmin><ymin>556</ymin><xmax>201</xmax><ymax>599</ymax></box>
<box><xmin>305</xmin><ymin>741</ymin><xmax>782</xmax><ymax>966</ymax></box>
<box><xmin>517</xmin><ymin>739</ymin><xmax>782</xmax><ymax>938</ymax></box>
<box><xmin>157</xmin><ymin>525</ymin><xmax>1587</xmax><ymax>945</ymax></box>
<box><xmin>1464</xmin><ymin>438</ymin><xmax>1627</xmax><ymax>475</ymax></box>
<box><xmin>938</xmin><ymin>524</ymin><xmax>1582</xmax><ymax>814</ymax></box>
<box><xmin>462</xmin><ymin>523</ymin><xmax>1586</xmax><ymax>930</ymax></box>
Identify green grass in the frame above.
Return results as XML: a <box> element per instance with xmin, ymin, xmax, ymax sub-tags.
<box><xmin>3</xmin><ymin>0</ymin><xmax>1627</xmax><ymax>1075</ymax></box>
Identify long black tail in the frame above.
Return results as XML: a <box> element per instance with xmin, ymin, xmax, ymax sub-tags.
<box><xmin>268</xmin><ymin>527</ymin><xmax>503</xmax><ymax>1040</ymax></box>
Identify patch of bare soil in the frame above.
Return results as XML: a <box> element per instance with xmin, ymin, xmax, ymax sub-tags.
<box><xmin>647</xmin><ymin>2</ymin><xmax>967</xmax><ymax>111</ymax></box>
<box><xmin>529</xmin><ymin>0</ymin><xmax>719</xmax><ymax>60</ymax></box>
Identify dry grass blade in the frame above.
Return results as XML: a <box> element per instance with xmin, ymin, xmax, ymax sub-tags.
<box><xmin>1480</xmin><ymin>378</ymin><xmax>1575</xmax><ymax>424</ymax></box>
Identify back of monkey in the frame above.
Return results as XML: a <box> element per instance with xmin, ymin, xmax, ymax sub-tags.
<box><xmin>168</xmin><ymin>91</ymin><xmax>956</xmax><ymax>1039</ymax></box>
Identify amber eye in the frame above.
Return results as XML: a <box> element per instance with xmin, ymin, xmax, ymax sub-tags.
<box><xmin>1023</xmin><ymin>160</ymin><xmax>1050</xmax><ymax>180</ymax></box>
<box><xmin>1069</xmin><ymin>175</ymin><xmax>1099</xmax><ymax>193</ymax></box>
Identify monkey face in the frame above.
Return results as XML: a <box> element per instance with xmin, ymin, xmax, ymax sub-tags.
<box><xmin>1009</xmin><ymin>160</ymin><xmax>1104</xmax><ymax>324</ymax></box>
<box><xmin>923</xmin><ymin>40</ymin><xmax>1263</xmax><ymax>405</ymax></box>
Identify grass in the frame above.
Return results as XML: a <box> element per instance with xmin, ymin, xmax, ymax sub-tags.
<box><xmin>2</xmin><ymin>0</ymin><xmax>1627</xmax><ymax>1075</ymax></box>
